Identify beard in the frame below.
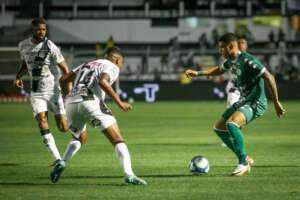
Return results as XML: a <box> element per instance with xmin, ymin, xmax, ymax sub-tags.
<box><xmin>33</xmin><ymin>34</ymin><xmax>45</xmax><ymax>42</ymax></box>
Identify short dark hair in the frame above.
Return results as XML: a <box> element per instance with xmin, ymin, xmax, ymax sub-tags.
<box><xmin>219</xmin><ymin>33</ymin><xmax>237</xmax><ymax>44</ymax></box>
<box><xmin>238</xmin><ymin>36</ymin><xmax>247</xmax><ymax>40</ymax></box>
<box><xmin>31</xmin><ymin>18</ymin><xmax>46</xmax><ymax>27</ymax></box>
<box><xmin>104</xmin><ymin>47</ymin><xmax>122</xmax><ymax>58</ymax></box>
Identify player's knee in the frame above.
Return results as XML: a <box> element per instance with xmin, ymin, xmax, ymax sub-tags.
<box><xmin>38</xmin><ymin>118</ymin><xmax>48</xmax><ymax>129</ymax></box>
<box><xmin>215</xmin><ymin>121</ymin><xmax>226</xmax><ymax>130</ymax></box>
<box><xmin>79</xmin><ymin>133</ymin><xmax>87</xmax><ymax>144</ymax></box>
<box><xmin>112</xmin><ymin>139</ymin><xmax>125</xmax><ymax>146</ymax></box>
<box><xmin>58</xmin><ymin>124</ymin><xmax>69</xmax><ymax>132</ymax></box>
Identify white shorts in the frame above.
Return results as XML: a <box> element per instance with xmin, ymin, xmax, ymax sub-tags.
<box><xmin>227</xmin><ymin>91</ymin><xmax>240</xmax><ymax>108</ymax></box>
<box><xmin>226</xmin><ymin>81</ymin><xmax>240</xmax><ymax>108</ymax></box>
<box><xmin>30</xmin><ymin>93</ymin><xmax>66</xmax><ymax>117</ymax></box>
<box><xmin>66</xmin><ymin>100</ymin><xmax>117</xmax><ymax>138</ymax></box>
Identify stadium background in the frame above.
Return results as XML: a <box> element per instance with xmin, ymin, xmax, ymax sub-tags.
<box><xmin>0</xmin><ymin>1</ymin><xmax>300</xmax><ymax>200</ymax></box>
<box><xmin>0</xmin><ymin>0</ymin><xmax>300</xmax><ymax>102</ymax></box>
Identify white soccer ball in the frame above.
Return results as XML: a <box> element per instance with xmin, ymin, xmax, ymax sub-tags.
<box><xmin>189</xmin><ymin>156</ymin><xmax>210</xmax><ymax>174</ymax></box>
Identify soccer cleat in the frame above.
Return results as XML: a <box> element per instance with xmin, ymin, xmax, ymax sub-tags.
<box><xmin>231</xmin><ymin>164</ymin><xmax>251</xmax><ymax>176</ymax></box>
<box><xmin>50</xmin><ymin>160</ymin><xmax>66</xmax><ymax>183</ymax></box>
<box><xmin>124</xmin><ymin>174</ymin><xmax>147</xmax><ymax>185</ymax></box>
<box><xmin>49</xmin><ymin>159</ymin><xmax>61</xmax><ymax>167</ymax></box>
<box><xmin>221</xmin><ymin>142</ymin><xmax>227</xmax><ymax>147</ymax></box>
<box><xmin>246</xmin><ymin>156</ymin><xmax>254</xmax><ymax>165</ymax></box>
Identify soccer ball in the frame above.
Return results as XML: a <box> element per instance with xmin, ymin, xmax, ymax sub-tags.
<box><xmin>188</xmin><ymin>156</ymin><xmax>210</xmax><ymax>174</ymax></box>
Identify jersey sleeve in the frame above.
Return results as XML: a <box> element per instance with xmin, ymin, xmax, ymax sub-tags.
<box><xmin>18</xmin><ymin>42</ymin><xmax>25</xmax><ymax>60</ymax></box>
<box><xmin>246</xmin><ymin>56</ymin><xmax>266</xmax><ymax>77</ymax></box>
<box><xmin>221</xmin><ymin>60</ymin><xmax>231</xmax><ymax>70</ymax></box>
<box><xmin>102</xmin><ymin>64</ymin><xmax>119</xmax><ymax>83</ymax></box>
<box><xmin>49</xmin><ymin>41</ymin><xmax>65</xmax><ymax>64</ymax></box>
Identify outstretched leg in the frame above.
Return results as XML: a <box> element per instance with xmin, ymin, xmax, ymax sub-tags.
<box><xmin>51</xmin><ymin>130</ymin><xmax>87</xmax><ymax>183</ymax></box>
<box><xmin>102</xmin><ymin>123</ymin><xmax>147</xmax><ymax>185</ymax></box>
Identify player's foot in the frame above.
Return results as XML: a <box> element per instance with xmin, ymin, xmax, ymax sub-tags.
<box><xmin>50</xmin><ymin>160</ymin><xmax>66</xmax><ymax>183</ymax></box>
<box><xmin>221</xmin><ymin>142</ymin><xmax>227</xmax><ymax>147</ymax></box>
<box><xmin>231</xmin><ymin>164</ymin><xmax>251</xmax><ymax>176</ymax></box>
<box><xmin>246</xmin><ymin>155</ymin><xmax>254</xmax><ymax>165</ymax></box>
<box><xmin>124</xmin><ymin>174</ymin><xmax>147</xmax><ymax>185</ymax></box>
<box><xmin>49</xmin><ymin>159</ymin><xmax>61</xmax><ymax>167</ymax></box>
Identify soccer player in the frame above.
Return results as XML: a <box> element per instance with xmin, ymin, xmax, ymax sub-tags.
<box><xmin>14</xmin><ymin>18</ymin><xmax>71</xmax><ymax>164</ymax></box>
<box><xmin>221</xmin><ymin>37</ymin><xmax>248</xmax><ymax>147</ymax></box>
<box><xmin>185</xmin><ymin>33</ymin><xmax>285</xmax><ymax>176</ymax></box>
<box><xmin>51</xmin><ymin>47</ymin><xmax>147</xmax><ymax>185</ymax></box>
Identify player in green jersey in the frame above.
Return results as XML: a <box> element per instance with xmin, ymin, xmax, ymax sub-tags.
<box><xmin>185</xmin><ymin>33</ymin><xmax>285</xmax><ymax>176</ymax></box>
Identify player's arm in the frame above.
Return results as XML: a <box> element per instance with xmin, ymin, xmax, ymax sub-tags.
<box><xmin>98</xmin><ymin>73</ymin><xmax>131</xmax><ymax>112</ymax></box>
<box><xmin>185</xmin><ymin>66</ymin><xmax>227</xmax><ymax>78</ymax></box>
<box><xmin>57</xmin><ymin>61</ymin><xmax>72</xmax><ymax>95</ymax></box>
<box><xmin>59</xmin><ymin>71</ymin><xmax>76</xmax><ymax>98</ymax></box>
<box><xmin>14</xmin><ymin>60</ymin><xmax>28</xmax><ymax>89</ymax></box>
<box><xmin>262</xmin><ymin>69</ymin><xmax>286</xmax><ymax>118</ymax></box>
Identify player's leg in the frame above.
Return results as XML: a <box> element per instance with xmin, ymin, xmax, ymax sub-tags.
<box><xmin>62</xmin><ymin>102</ymin><xmax>87</xmax><ymax>165</ymax></box>
<box><xmin>49</xmin><ymin>93</ymin><xmax>68</xmax><ymax>132</ymax></box>
<box><xmin>62</xmin><ymin>130</ymin><xmax>87</xmax><ymax>164</ymax></box>
<box><xmin>32</xmin><ymin>94</ymin><xmax>62</xmax><ymax>161</ymax></box>
<box><xmin>214</xmin><ymin>107</ymin><xmax>237</xmax><ymax>154</ymax></box>
<box><xmin>54</xmin><ymin>114</ymin><xmax>68</xmax><ymax>132</ymax></box>
<box><xmin>226</xmin><ymin>110</ymin><xmax>250</xmax><ymax>176</ymax></box>
<box><xmin>50</xmin><ymin>102</ymin><xmax>87</xmax><ymax>183</ymax></box>
<box><xmin>102</xmin><ymin>123</ymin><xmax>147</xmax><ymax>185</ymax></box>
<box><xmin>223</xmin><ymin>83</ymin><xmax>240</xmax><ymax>147</ymax></box>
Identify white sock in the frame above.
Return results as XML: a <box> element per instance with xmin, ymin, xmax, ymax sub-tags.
<box><xmin>62</xmin><ymin>139</ymin><xmax>81</xmax><ymax>164</ymax></box>
<box><xmin>42</xmin><ymin>133</ymin><xmax>61</xmax><ymax>161</ymax></box>
<box><xmin>115</xmin><ymin>142</ymin><xmax>134</xmax><ymax>176</ymax></box>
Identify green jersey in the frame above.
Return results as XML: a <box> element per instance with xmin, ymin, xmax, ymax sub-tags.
<box><xmin>223</xmin><ymin>51</ymin><xmax>267</xmax><ymax>106</ymax></box>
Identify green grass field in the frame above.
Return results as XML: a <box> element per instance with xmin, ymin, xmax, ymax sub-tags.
<box><xmin>0</xmin><ymin>101</ymin><xmax>299</xmax><ymax>200</ymax></box>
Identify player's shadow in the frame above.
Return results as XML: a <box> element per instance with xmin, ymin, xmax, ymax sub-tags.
<box><xmin>135</xmin><ymin>143</ymin><xmax>215</xmax><ymax>147</ymax></box>
<box><xmin>66</xmin><ymin>174</ymin><xmax>193</xmax><ymax>180</ymax></box>
<box><xmin>0</xmin><ymin>163</ymin><xmax>20</xmax><ymax>166</ymax></box>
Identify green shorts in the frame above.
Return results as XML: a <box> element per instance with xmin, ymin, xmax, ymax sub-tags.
<box><xmin>222</xmin><ymin>101</ymin><xmax>267</xmax><ymax>124</ymax></box>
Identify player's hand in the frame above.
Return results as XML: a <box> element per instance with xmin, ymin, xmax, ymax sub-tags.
<box><xmin>185</xmin><ymin>69</ymin><xmax>198</xmax><ymax>78</ymax></box>
<box><xmin>14</xmin><ymin>78</ymin><xmax>24</xmax><ymax>89</ymax></box>
<box><xmin>119</xmin><ymin>102</ymin><xmax>132</xmax><ymax>112</ymax></box>
<box><xmin>274</xmin><ymin>100</ymin><xmax>286</xmax><ymax>118</ymax></box>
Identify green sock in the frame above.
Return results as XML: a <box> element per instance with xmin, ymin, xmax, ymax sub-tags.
<box><xmin>226</xmin><ymin>122</ymin><xmax>247</xmax><ymax>165</ymax></box>
<box><xmin>214</xmin><ymin>128</ymin><xmax>237</xmax><ymax>155</ymax></box>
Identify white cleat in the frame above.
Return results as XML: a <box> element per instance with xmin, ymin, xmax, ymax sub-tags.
<box><xmin>231</xmin><ymin>164</ymin><xmax>251</xmax><ymax>177</ymax></box>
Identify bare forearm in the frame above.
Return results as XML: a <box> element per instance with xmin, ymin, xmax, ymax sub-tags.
<box><xmin>58</xmin><ymin>61</ymin><xmax>70</xmax><ymax>75</ymax></box>
<box><xmin>99</xmin><ymin>80</ymin><xmax>122</xmax><ymax>105</ymax></box>
<box><xmin>59</xmin><ymin>72</ymin><xmax>75</xmax><ymax>97</ymax></box>
<box><xmin>202</xmin><ymin>66</ymin><xmax>225</xmax><ymax>76</ymax></box>
<box><xmin>16</xmin><ymin>62</ymin><xmax>27</xmax><ymax>79</ymax></box>
<box><xmin>58</xmin><ymin>61</ymin><xmax>72</xmax><ymax>95</ymax></box>
<box><xmin>264</xmin><ymin>71</ymin><xmax>279</xmax><ymax>102</ymax></box>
